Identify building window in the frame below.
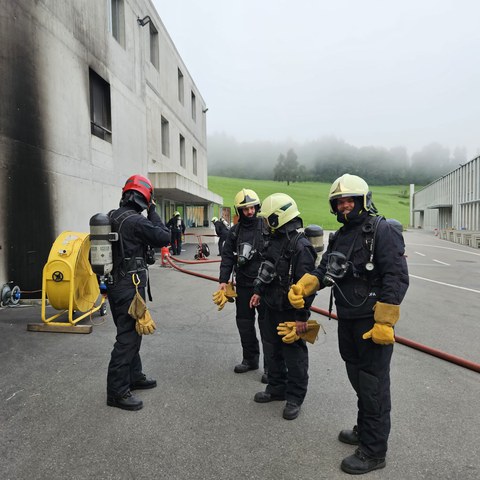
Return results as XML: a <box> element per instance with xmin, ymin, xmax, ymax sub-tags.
<box><xmin>161</xmin><ymin>116</ymin><xmax>169</xmax><ymax>156</ymax></box>
<box><xmin>186</xmin><ymin>205</ymin><xmax>207</xmax><ymax>228</ymax></box>
<box><xmin>89</xmin><ymin>69</ymin><xmax>112</xmax><ymax>142</ymax></box>
<box><xmin>150</xmin><ymin>23</ymin><xmax>159</xmax><ymax>69</ymax></box>
<box><xmin>110</xmin><ymin>0</ymin><xmax>125</xmax><ymax>46</ymax></box>
<box><xmin>178</xmin><ymin>68</ymin><xmax>184</xmax><ymax>104</ymax></box>
<box><xmin>179</xmin><ymin>134</ymin><xmax>185</xmax><ymax>168</ymax></box>
<box><xmin>191</xmin><ymin>91</ymin><xmax>196</xmax><ymax>121</ymax></box>
<box><xmin>192</xmin><ymin>147</ymin><xmax>197</xmax><ymax>175</ymax></box>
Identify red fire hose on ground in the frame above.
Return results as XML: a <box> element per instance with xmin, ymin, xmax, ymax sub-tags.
<box><xmin>308</xmin><ymin>306</ymin><xmax>480</xmax><ymax>374</ymax></box>
<box><xmin>165</xmin><ymin>254</ymin><xmax>480</xmax><ymax>374</ymax></box>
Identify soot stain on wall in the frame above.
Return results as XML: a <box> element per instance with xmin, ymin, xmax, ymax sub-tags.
<box><xmin>4</xmin><ymin>10</ymin><xmax>55</xmax><ymax>295</ymax></box>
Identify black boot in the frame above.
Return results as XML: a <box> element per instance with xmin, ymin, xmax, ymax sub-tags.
<box><xmin>107</xmin><ymin>391</ymin><xmax>143</xmax><ymax>411</ymax></box>
<box><xmin>282</xmin><ymin>402</ymin><xmax>301</xmax><ymax>420</ymax></box>
<box><xmin>261</xmin><ymin>372</ymin><xmax>268</xmax><ymax>384</ymax></box>
<box><xmin>253</xmin><ymin>391</ymin><xmax>285</xmax><ymax>403</ymax></box>
<box><xmin>341</xmin><ymin>448</ymin><xmax>386</xmax><ymax>475</ymax></box>
<box><xmin>130</xmin><ymin>374</ymin><xmax>157</xmax><ymax>390</ymax></box>
<box><xmin>234</xmin><ymin>359</ymin><xmax>259</xmax><ymax>373</ymax></box>
<box><xmin>338</xmin><ymin>425</ymin><xmax>359</xmax><ymax>445</ymax></box>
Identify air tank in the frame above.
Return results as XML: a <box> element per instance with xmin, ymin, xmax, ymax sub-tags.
<box><xmin>89</xmin><ymin>213</ymin><xmax>114</xmax><ymax>277</ymax></box>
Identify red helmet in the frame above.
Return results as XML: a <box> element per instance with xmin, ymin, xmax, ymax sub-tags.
<box><xmin>122</xmin><ymin>174</ymin><xmax>153</xmax><ymax>203</ymax></box>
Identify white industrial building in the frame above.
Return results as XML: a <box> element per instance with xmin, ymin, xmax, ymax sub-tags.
<box><xmin>411</xmin><ymin>155</ymin><xmax>480</xmax><ymax>248</ymax></box>
<box><xmin>0</xmin><ymin>0</ymin><xmax>222</xmax><ymax>294</ymax></box>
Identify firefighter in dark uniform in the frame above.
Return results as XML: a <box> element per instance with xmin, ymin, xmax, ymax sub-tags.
<box><xmin>211</xmin><ymin>216</ymin><xmax>230</xmax><ymax>256</ymax></box>
<box><xmin>106</xmin><ymin>174</ymin><xmax>171</xmax><ymax>411</ymax></box>
<box><xmin>167</xmin><ymin>211</ymin><xmax>186</xmax><ymax>255</ymax></box>
<box><xmin>250</xmin><ymin>193</ymin><xmax>317</xmax><ymax>420</ymax></box>
<box><xmin>216</xmin><ymin>189</ymin><xmax>269</xmax><ymax>383</ymax></box>
<box><xmin>288</xmin><ymin>174</ymin><xmax>409</xmax><ymax>473</ymax></box>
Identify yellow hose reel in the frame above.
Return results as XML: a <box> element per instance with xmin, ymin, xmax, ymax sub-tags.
<box><xmin>41</xmin><ymin>231</ymin><xmax>106</xmax><ymax>327</ymax></box>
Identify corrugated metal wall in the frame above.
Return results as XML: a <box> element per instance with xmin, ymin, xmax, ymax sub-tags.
<box><xmin>412</xmin><ymin>156</ymin><xmax>480</xmax><ymax>233</ymax></box>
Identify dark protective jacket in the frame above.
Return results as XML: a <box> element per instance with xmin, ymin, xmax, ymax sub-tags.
<box><xmin>213</xmin><ymin>219</ymin><xmax>229</xmax><ymax>239</ymax></box>
<box><xmin>167</xmin><ymin>215</ymin><xmax>186</xmax><ymax>234</ymax></box>
<box><xmin>253</xmin><ymin>219</ymin><xmax>317</xmax><ymax>321</ymax></box>
<box><xmin>312</xmin><ymin>213</ymin><xmax>409</xmax><ymax>320</ymax></box>
<box><xmin>219</xmin><ymin>217</ymin><xmax>267</xmax><ymax>288</ymax></box>
<box><xmin>109</xmin><ymin>206</ymin><xmax>171</xmax><ymax>296</ymax></box>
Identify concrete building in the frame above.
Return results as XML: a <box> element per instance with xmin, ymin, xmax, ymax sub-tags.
<box><xmin>0</xmin><ymin>0</ymin><xmax>222</xmax><ymax>294</ymax></box>
<box><xmin>411</xmin><ymin>155</ymin><xmax>480</xmax><ymax>248</ymax></box>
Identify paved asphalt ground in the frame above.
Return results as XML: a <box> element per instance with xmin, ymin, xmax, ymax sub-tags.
<box><xmin>1</xmin><ymin>229</ymin><xmax>479</xmax><ymax>480</ymax></box>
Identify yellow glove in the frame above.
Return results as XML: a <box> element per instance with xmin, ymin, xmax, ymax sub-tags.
<box><xmin>362</xmin><ymin>323</ymin><xmax>394</xmax><ymax>344</ymax></box>
<box><xmin>277</xmin><ymin>320</ymin><xmax>322</xmax><ymax>344</ymax></box>
<box><xmin>362</xmin><ymin>302</ymin><xmax>400</xmax><ymax>345</ymax></box>
<box><xmin>212</xmin><ymin>290</ymin><xmax>228</xmax><ymax>311</ymax></box>
<box><xmin>288</xmin><ymin>274</ymin><xmax>320</xmax><ymax>309</ymax></box>
<box><xmin>301</xmin><ymin>320</ymin><xmax>321</xmax><ymax>344</ymax></box>
<box><xmin>135</xmin><ymin>310</ymin><xmax>156</xmax><ymax>335</ymax></box>
<box><xmin>283</xmin><ymin>328</ymin><xmax>300</xmax><ymax>344</ymax></box>
<box><xmin>276</xmin><ymin>322</ymin><xmax>300</xmax><ymax>344</ymax></box>
<box><xmin>225</xmin><ymin>282</ymin><xmax>237</xmax><ymax>303</ymax></box>
<box><xmin>277</xmin><ymin>322</ymin><xmax>293</xmax><ymax>336</ymax></box>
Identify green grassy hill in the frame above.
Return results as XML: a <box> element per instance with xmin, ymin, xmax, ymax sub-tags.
<box><xmin>208</xmin><ymin>176</ymin><xmax>410</xmax><ymax>230</ymax></box>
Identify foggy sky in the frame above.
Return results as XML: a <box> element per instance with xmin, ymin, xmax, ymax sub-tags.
<box><xmin>153</xmin><ymin>0</ymin><xmax>480</xmax><ymax>159</ymax></box>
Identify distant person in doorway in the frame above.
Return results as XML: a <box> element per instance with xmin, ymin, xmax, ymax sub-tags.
<box><xmin>167</xmin><ymin>211</ymin><xmax>186</xmax><ymax>255</ymax></box>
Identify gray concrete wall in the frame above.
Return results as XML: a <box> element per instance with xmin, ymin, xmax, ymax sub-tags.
<box><xmin>0</xmin><ymin>0</ymin><xmax>214</xmax><ymax>292</ymax></box>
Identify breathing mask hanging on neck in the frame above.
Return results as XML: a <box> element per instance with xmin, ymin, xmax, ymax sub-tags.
<box><xmin>237</xmin><ymin>242</ymin><xmax>255</xmax><ymax>267</ymax></box>
<box><xmin>323</xmin><ymin>251</ymin><xmax>350</xmax><ymax>286</ymax></box>
<box><xmin>254</xmin><ymin>260</ymin><xmax>276</xmax><ymax>287</ymax></box>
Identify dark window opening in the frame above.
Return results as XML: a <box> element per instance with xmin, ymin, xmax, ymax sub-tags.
<box><xmin>89</xmin><ymin>68</ymin><xmax>112</xmax><ymax>142</ymax></box>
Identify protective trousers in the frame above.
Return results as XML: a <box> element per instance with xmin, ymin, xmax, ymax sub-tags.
<box><xmin>263</xmin><ymin>307</ymin><xmax>309</xmax><ymax>406</ymax></box>
<box><xmin>338</xmin><ymin>317</ymin><xmax>393</xmax><ymax>459</ymax></box>
<box><xmin>171</xmin><ymin>231</ymin><xmax>182</xmax><ymax>255</ymax></box>
<box><xmin>107</xmin><ymin>286</ymin><xmax>144</xmax><ymax>397</ymax></box>
<box><xmin>235</xmin><ymin>285</ymin><xmax>269</xmax><ymax>369</ymax></box>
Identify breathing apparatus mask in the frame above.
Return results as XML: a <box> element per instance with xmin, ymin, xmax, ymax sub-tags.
<box><xmin>254</xmin><ymin>260</ymin><xmax>276</xmax><ymax>287</ymax></box>
<box><xmin>237</xmin><ymin>242</ymin><xmax>255</xmax><ymax>267</ymax></box>
<box><xmin>323</xmin><ymin>251</ymin><xmax>350</xmax><ymax>286</ymax></box>
<box><xmin>146</xmin><ymin>245</ymin><xmax>156</xmax><ymax>265</ymax></box>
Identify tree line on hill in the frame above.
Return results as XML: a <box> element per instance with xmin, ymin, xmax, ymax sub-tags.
<box><xmin>208</xmin><ymin>133</ymin><xmax>470</xmax><ymax>185</ymax></box>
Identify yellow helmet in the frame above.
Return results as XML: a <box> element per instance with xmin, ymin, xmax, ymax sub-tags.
<box><xmin>328</xmin><ymin>174</ymin><xmax>372</xmax><ymax>213</ymax></box>
<box><xmin>234</xmin><ymin>189</ymin><xmax>260</xmax><ymax>214</ymax></box>
<box><xmin>211</xmin><ymin>216</ymin><xmax>218</xmax><ymax>223</ymax></box>
<box><xmin>173</xmin><ymin>211</ymin><xmax>181</xmax><ymax>216</ymax></box>
<box><xmin>258</xmin><ymin>193</ymin><xmax>300</xmax><ymax>229</ymax></box>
